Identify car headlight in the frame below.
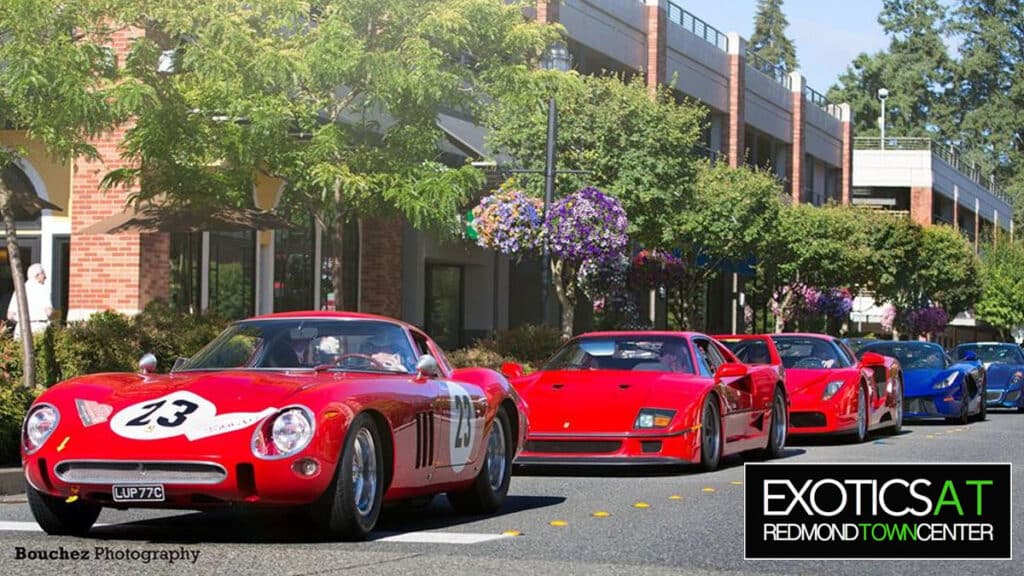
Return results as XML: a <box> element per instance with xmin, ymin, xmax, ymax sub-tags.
<box><xmin>933</xmin><ymin>372</ymin><xmax>958</xmax><ymax>390</ymax></box>
<box><xmin>634</xmin><ymin>408</ymin><xmax>675</xmax><ymax>429</ymax></box>
<box><xmin>251</xmin><ymin>406</ymin><xmax>315</xmax><ymax>459</ymax></box>
<box><xmin>1010</xmin><ymin>371</ymin><xmax>1023</xmax><ymax>386</ymax></box>
<box><xmin>822</xmin><ymin>380</ymin><xmax>846</xmax><ymax>400</ymax></box>
<box><xmin>23</xmin><ymin>404</ymin><xmax>59</xmax><ymax>454</ymax></box>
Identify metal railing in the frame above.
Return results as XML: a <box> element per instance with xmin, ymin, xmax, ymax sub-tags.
<box><xmin>804</xmin><ymin>85</ymin><xmax>841</xmax><ymax>117</ymax></box>
<box><xmin>666</xmin><ymin>2</ymin><xmax>729</xmax><ymax>52</ymax></box>
<box><xmin>745</xmin><ymin>48</ymin><xmax>791</xmax><ymax>89</ymax></box>
<box><xmin>854</xmin><ymin>137</ymin><xmax>1014</xmax><ymax>206</ymax></box>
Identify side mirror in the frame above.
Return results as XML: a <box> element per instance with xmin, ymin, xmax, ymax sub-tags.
<box><xmin>861</xmin><ymin>352</ymin><xmax>886</xmax><ymax>367</ymax></box>
<box><xmin>501</xmin><ymin>362</ymin><xmax>525</xmax><ymax>379</ymax></box>
<box><xmin>415</xmin><ymin>354</ymin><xmax>439</xmax><ymax>379</ymax></box>
<box><xmin>715</xmin><ymin>362</ymin><xmax>748</xmax><ymax>380</ymax></box>
<box><xmin>139</xmin><ymin>353</ymin><xmax>158</xmax><ymax>374</ymax></box>
<box><xmin>962</xmin><ymin>350</ymin><xmax>978</xmax><ymax>362</ymax></box>
<box><xmin>171</xmin><ymin>357</ymin><xmax>187</xmax><ymax>373</ymax></box>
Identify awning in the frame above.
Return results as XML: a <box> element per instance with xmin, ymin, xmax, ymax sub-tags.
<box><xmin>77</xmin><ymin>204</ymin><xmax>294</xmax><ymax>234</ymax></box>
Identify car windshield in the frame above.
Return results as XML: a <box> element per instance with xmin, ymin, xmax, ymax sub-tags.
<box><xmin>543</xmin><ymin>336</ymin><xmax>694</xmax><ymax>374</ymax></box>
<box><xmin>719</xmin><ymin>339</ymin><xmax>772</xmax><ymax>364</ymax></box>
<box><xmin>955</xmin><ymin>344</ymin><xmax>1024</xmax><ymax>364</ymax></box>
<box><xmin>180</xmin><ymin>319</ymin><xmax>417</xmax><ymax>373</ymax></box>
<box><xmin>771</xmin><ymin>336</ymin><xmax>843</xmax><ymax>369</ymax></box>
<box><xmin>860</xmin><ymin>342</ymin><xmax>946</xmax><ymax>370</ymax></box>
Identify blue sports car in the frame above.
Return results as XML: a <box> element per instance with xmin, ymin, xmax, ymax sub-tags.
<box><xmin>954</xmin><ymin>342</ymin><xmax>1024</xmax><ymax>412</ymax></box>
<box><xmin>858</xmin><ymin>341</ymin><xmax>986</xmax><ymax>424</ymax></box>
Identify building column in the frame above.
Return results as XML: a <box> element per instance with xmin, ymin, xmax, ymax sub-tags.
<box><xmin>910</xmin><ymin>187</ymin><xmax>933</xmax><ymax>227</ymax></box>
<box><xmin>726</xmin><ymin>33</ymin><xmax>746</xmax><ymax>168</ymax></box>
<box><xmin>536</xmin><ymin>0</ymin><xmax>559</xmax><ymax>24</ymax></box>
<box><xmin>645</xmin><ymin>1</ymin><xmax>667</xmax><ymax>94</ymax></box>
<box><xmin>252</xmin><ymin>173</ymin><xmax>285</xmax><ymax>315</ymax></box>
<box><xmin>953</xmin><ymin>185</ymin><xmax>960</xmax><ymax>231</ymax></box>
<box><xmin>68</xmin><ymin>27</ymin><xmax>169</xmax><ymax>322</ymax></box>
<box><xmin>994</xmin><ymin>210</ymin><xmax>1000</xmax><ymax>245</ymax></box>
<box><xmin>789</xmin><ymin>71</ymin><xmax>806</xmax><ymax>204</ymax></box>
<box><xmin>974</xmin><ymin>198</ymin><xmax>980</xmax><ymax>253</ymax></box>
<box><xmin>360</xmin><ymin>218</ymin><xmax>403</xmax><ymax>318</ymax></box>
<box><xmin>839</xmin><ymin>103</ymin><xmax>853</xmax><ymax>205</ymax></box>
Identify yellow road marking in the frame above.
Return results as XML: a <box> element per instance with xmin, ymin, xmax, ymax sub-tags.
<box><xmin>549</xmin><ymin>520</ymin><xmax>568</xmax><ymax>527</ymax></box>
<box><xmin>592</xmin><ymin>511</ymin><xmax>611</xmax><ymax>518</ymax></box>
<box><xmin>633</xmin><ymin>502</ymin><xmax>650</xmax><ymax>509</ymax></box>
<box><xmin>702</xmin><ymin>487</ymin><xmax>716</xmax><ymax>493</ymax></box>
<box><xmin>502</xmin><ymin>530</ymin><xmax>522</xmax><ymax>537</ymax></box>
<box><xmin>668</xmin><ymin>495</ymin><xmax>683</xmax><ymax>500</ymax></box>
<box><xmin>730</xmin><ymin>481</ymin><xmax>743</xmax><ymax>485</ymax></box>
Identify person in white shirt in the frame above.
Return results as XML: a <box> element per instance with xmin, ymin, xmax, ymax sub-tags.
<box><xmin>7</xmin><ymin>263</ymin><xmax>53</xmax><ymax>339</ymax></box>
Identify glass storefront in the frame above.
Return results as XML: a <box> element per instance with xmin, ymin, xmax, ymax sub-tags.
<box><xmin>319</xmin><ymin>221</ymin><xmax>360</xmax><ymax>310</ymax></box>
<box><xmin>169</xmin><ymin>233</ymin><xmax>202</xmax><ymax>313</ymax></box>
<box><xmin>208</xmin><ymin>230</ymin><xmax>255</xmax><ymax>319</ymax></box>
<box><xmin>273</xmin><ymin>199</ymin><xmax>314</xmax><ymax>312</ymax></box>
<box><xmin>425</xmin><ymin>263</ymin><xmax>463</xmax><ymax>350</ymax></box>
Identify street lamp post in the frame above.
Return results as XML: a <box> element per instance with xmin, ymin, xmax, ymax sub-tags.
<box><xmin>878</xmin><ymin>87</ymin><xmax>889</xmax><ymax>150</ymax></box>
<box><xmin>539</xmin><ymin>43</ymin><xmax>572</xmax><ymax>327</ymax></box>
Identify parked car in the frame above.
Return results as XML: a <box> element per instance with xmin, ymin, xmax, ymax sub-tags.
<box><xmin>953</xmin><ymin>342</ymin><xmax>1024</xmax><ymax>412</ymax></box>
<box><xmin>22</xmin><ymin>311</ymin><xmax>527</xmax><ymax>540</ymax></box>
<box><xmin>858</xmin><ymin>340</ymin><xmax>985</xmax><ymax>424</ymax></box>
<box><xmin>504</xmin><ymin>331</ymin><xmax>788</xmax><ymax>471</ymax></box>
<box><xmin>719</xmin><ymin>334</ymin><xmax>902</xmax><ymax>442</ymax></box>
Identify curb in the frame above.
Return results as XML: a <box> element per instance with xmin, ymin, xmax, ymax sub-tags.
<box><xmin>0</xmin><ymin>468</ymin><xmax>23</xmax><ymax>496</ymax></box>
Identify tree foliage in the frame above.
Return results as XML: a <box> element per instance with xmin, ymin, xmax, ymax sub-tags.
<box><xmin>749</xmin><ymin>0</ymin><xmax>798</xmax><ymax>73</ymax></box>
<box><xmin>975</xmin><ymin>242</ymin><xmax>1024</xmax><ymax>339</ymax></box>
<box><xmin>485</xmin><ymin>73</ymin><xmax>705</xmax><ymax>251</ymax></box>
<box><xmin>110</xmin><ymin>0</ymin><xmax>559</xmax><ymax>305</ymax></box>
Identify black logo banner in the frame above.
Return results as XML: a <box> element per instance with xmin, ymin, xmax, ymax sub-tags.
<box><xmin>745</xmin><ymin>463</ymin><xmax>1012</xmax><ymax>559</ymax></box>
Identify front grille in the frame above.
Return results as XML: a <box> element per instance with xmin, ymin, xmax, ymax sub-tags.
<box><xmin>524</xmin><ymin>440</ymin><xmax>621</xmax><ymax>454</ymax></box>
<box><xmin>54</xmin><ymin>461</ymin><xmax>227</xmax><ymax>485</ymax></box>
<box><xmin>790</xmin><ymin>412</ymin><xmax>826</xmax><ymax>428</ymax></box>
<box><xmin>1006</xmin><ymin>390</ymin><xmax>1021</xmax><ymax>403</ymax></box>
<box><xmin>904</xmin><ymin>398</ymin><xmax>935</xmax><ymax>414</ymax></box>
<box><xmin>986</xmin><ymin>390</ymin><xmax>1004</xmax><ymax>403</ymax></box>
<box><xmin>640</xmin><ymin>440</ymin><xmax>662</xmax><ymax>454</ymax></box>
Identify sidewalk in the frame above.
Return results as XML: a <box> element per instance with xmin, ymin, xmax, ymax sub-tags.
<box><xmin>0</xmin><ymin>468</ymin><xmax>23</xmax><ymax>495</ymax></box>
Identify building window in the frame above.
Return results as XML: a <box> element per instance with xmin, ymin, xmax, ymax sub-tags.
<box><xmin>425</xmin><ymin>263</ymin><xmax>463</xmax><ymax>350</ymax></box>
<box><xmin>319</xmin><ymin>221</ymin><xmax>360</xmax><ymax>310</ymax></box>
<box><xmin>273</xmin><ymin>198</ymin><xmax>314</xmax><ymax>312</ymax></box>
<box><xmin>208</xmin><ymin>230</ymin><xmax>255</xmax><ymax>319</ymax></box>
<box><xmin>169</xmin><ymin>233</ymin><xmax>201</xmax><ymax>314</ymax></box>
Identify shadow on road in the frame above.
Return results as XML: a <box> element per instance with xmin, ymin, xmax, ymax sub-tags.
<box><xmin>84</xmin><ymin>494</ymin><xmax>564</xmax><ymax>544</ymax></box>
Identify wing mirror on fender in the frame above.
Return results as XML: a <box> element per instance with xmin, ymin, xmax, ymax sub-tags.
<box><xmin>962</xmin><ymin>350</ymin><xmax>978</xmax><ymax>362</ymax></box>
<box><xmin>501</xmin><ymin>362</ymin><xmax>525</xmax><ymax>379</ymax></box>
<box><xmin>860</xmin><ymin>352</ymin><xmax>886</xmax><ymax>366</ymax></box>
<box><xmin>138</xmin><ymin>353</ymin><xmax>158</xmax><ymax>374</ymax></box>
<box><xmin>415</xmin><ymin>355</ymin><xmax>440</xmax><ymax>379</ymax></box>
<box><xmin>714</xmin><ymin>362</ymin><xmax>748</xmax><ymax>379</ymax></box>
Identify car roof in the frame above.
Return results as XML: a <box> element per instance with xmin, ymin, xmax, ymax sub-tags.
<box><xmin>246</xmin><ymin>311</ymin><xmax>417</xmax><ymax>331</ymax></box>
<box><xmin>574</xmin><ymin>331</ymin><xmax>704</xmax><ymax>339</ymax></box>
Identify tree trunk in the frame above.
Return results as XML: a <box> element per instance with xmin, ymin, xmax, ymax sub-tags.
<box><xmin>0</xmin><ymin>184</ymin><xmax>35</xmax><ymax>387</ymax></box>
<box><xmin>331</xmin><ymin>214</ymin><xmax>346</xmax><ymax>311</ymax></box>
<box><xmin>551</xmin><ymin>258</ymin><xmax>574</xmax><ymax>340</ymax></box>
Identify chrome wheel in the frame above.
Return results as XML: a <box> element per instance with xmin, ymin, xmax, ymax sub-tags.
<box><xmin>857</xmin><ymin>386</ymin><xmax>867</xmax><ymax>440</ymax></box>
<box><xmin>771</xmin><ymin>392</ymin><xmax>787</xmax><ymax>452</ymax></box>
<box><xmin>894</xmin><ymin>378</ymin><xmax>903</xmax><ymax>430</ymax></box>
<box><xmin>351</xmin><ymin>427</ymin><xmax>377</xmax><ymax>518</ymax></box>
<box><xmin>485</xmin><ymin>418</ymin><xmax>507</xmax><ymax>492</ymax></box>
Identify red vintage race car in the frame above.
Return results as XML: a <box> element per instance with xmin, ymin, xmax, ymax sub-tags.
<box><xmin>505</xmin><ymin>331</ymin><xmax>788</xmax><ymax>471</ymax></box>
<box><xmin>21</xmin><ymin>312</ymin><xmax>526</xmax><ymax>540</ymax></box>
<box><xmin>717</xmin><ymin>333</ymin><xmax>902</xmax><ymax>441</ymax></box>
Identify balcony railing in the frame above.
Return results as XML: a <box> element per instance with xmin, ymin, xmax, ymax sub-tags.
<box><xmin>667</xmin><ymin>2</ymin><xmax>729</xmax><ymax>52</ymax></box>
<box><xmin>745</xmin><ymin>49</ymin><xmax>791</xmax><ymax>89</ymax></box>
<box><xmin>854</xmin><ymin>137</ymin><xmax>1014</xmax><ymax>206</ymax></box>
<box><xmin>804</xmin><ymin>85</ymin><xmax>841</xmax><ymax>117</ymax></box>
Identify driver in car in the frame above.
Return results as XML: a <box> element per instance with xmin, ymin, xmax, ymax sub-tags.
<box><xmin>365</xmin><ymin>329</ymin><xmax>413</xmax><ymax>372</ymax></box>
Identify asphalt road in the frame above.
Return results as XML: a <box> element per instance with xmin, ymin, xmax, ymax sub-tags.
<box><xmin>1</xmin><ymin>412</ymin><xmax>1021</xmax><ymax>576</ymax></box>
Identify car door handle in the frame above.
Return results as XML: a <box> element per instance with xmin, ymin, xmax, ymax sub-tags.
<box><xmin>551</xmin><ymin>384</ymin><xmax>564</xmax><ymax>389</ymax></box>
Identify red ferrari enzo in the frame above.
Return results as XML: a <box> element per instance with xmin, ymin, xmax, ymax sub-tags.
<box><xmin>505</xmin><ymin>331</ymin><xmax>788</xmax><ymax>471</ymax></box>
<box><xmin>21</xmin><ymin>312</ymin><xmax>526</xmax><ymax>540</ymax></box>
<box><xmin>718</xmin><ymin>334</ymin><xmax>902</xmax><ymax>442</ymax></box>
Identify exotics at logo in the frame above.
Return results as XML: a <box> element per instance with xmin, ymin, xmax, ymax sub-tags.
<box><xmin>745</xmin><ymin>463</ymin><xmax>1011</xmax><ymax>559</ymax></box>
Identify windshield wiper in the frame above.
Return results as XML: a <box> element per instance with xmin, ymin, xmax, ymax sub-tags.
<box><xmin>312</xmin><ymin>365</ymin><xmax>409</xmax><ymax>375</ymax></box>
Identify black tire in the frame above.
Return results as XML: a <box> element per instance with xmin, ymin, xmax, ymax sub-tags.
<box><xmin>947</xmin><ymin>385</ymin><xmax>970</xmax><ymax>425</ymax></box>
<box><xmin>699</xmin><ymin>395</ymin><xmax>722</xmax><ymax>471</ymax></box>
<box><xmin>974</xmin><ymin>385</ymin><xmax>987</xmax><ymax>422</ymax></box>
<box><xmin>850</xmin><ymin>385</ymin><xmax>869</xmax><ymax>443</ymax></box>
<box><xmin>310</xmin><ymin>413</ymin><xmax>384</xmax><ymax>541</ymax></box>
<box><xmin>885</xmin><ymin>375</ymin><xmax>903</xmax><ymax>435</ymax></box>
<box><xmin>447</xmin><ymin>408</ymin><xmax>513</xmax><ymax>515</ymax></box>
<box><xmin>755</xmin><ymin>386</ymin><xmax>787</xmax><ymax>460</ymax></box>
<box><xmin>26</xmin><ymin>481</ymin><xmax>101</xmax><ymax>536</ymax></box>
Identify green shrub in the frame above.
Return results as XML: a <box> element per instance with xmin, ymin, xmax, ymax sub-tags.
<box><xmin>0</xmin><ymin>378</ymin><xmax>40</xmax><ymax>465</ymax></box>
<box><xmin>483</xmin><ymin>324</ymin><xmax>563</xmax><ymax>366</ymax></box>
<box><xmin>51</xmin><ymin>310</ymin><xmax>139</xmax><ymax>380</ymax></box>
<box><xmin>446</xmin><ymin>345</ymin><xmax>534</xmax><ymax>374</ymax></box>
<box><xmin>137</xmin><ymin>300</ymin><xmax>229</xmax><ymax>372</ymax></box>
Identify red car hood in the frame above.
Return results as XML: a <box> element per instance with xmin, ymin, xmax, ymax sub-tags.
<box><xmin>515</xmin><ymin>369</ymin><xmax>708</xmax><ymax>434</ymax></box>
<box><xmin>785</xmin><ymin>368</ymin><xmax>860</xmax><ymax>395</ymax></box>
<box><xmin>34</xmin><ymin>370</ymin><xmax>340</xmax><ymax>458</ymax></box>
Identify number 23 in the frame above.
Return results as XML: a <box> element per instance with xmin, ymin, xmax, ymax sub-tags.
<box><xmin>453</xmin><ymin>395</ymin><xmax>472</xmax><ymax>448</ymax></box>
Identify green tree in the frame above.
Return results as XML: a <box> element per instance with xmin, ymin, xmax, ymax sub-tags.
<box><xmin>975</xmin><ymin>242</ymin><xmax>1024</xmax><ymax>340</ymax></box>
<box><xmin>108</xmin><ymin>0</ymin><xmax>559</xmax><ymax>307</ymax></box>
<box><xmin>0</xmin><ymin>0</ymin><xmax>138</xmax><ymax>386</ymax></box>
<box><xmin>917</xmin><ymin>224</ymin><xmax>980</xmax><ymax>317</ymax></box>
<box><xmin>749</xmin><ymin>0</ymin><xmax>798</xmax><ymax>74</ymax></box>
<box><xmin>671</xmin><ymin>162</ymin><xmax>783</xmax><ymax>330</ymax></box>
<box><xmin>863</xmin><ymin>210</ymin><xmax>923</xmax><ymax>310</ymax></box>
<box><xmin>947</xmin><ymin>0</ymin><xmax>1024</xmax><ymax>206</ymax></box>
<box><xmin>827</xmin><ymin>0</ymin><xmax>953</xmax><ymax>138</ymax></box>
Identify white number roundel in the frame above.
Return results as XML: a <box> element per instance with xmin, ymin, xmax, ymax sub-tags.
<box><xmin>110</xmin><ymin>391</ymin><xmax>277</xmax><ymax>441</ymax></box>
<box><xmin>447</xmin><ymin>382</ymin><xmax>475</xmax><ymax>472</ymax></box>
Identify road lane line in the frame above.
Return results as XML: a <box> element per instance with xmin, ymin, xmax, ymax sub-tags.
<box><xmin>0</xmin><ymin>521</ymin><xmax>110</xmax><ymax>532</ymax></box>
<box><xmin>374</xmin><ymin>531</ymin><xmax>512</xmax><ymax>544</ymax></box>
